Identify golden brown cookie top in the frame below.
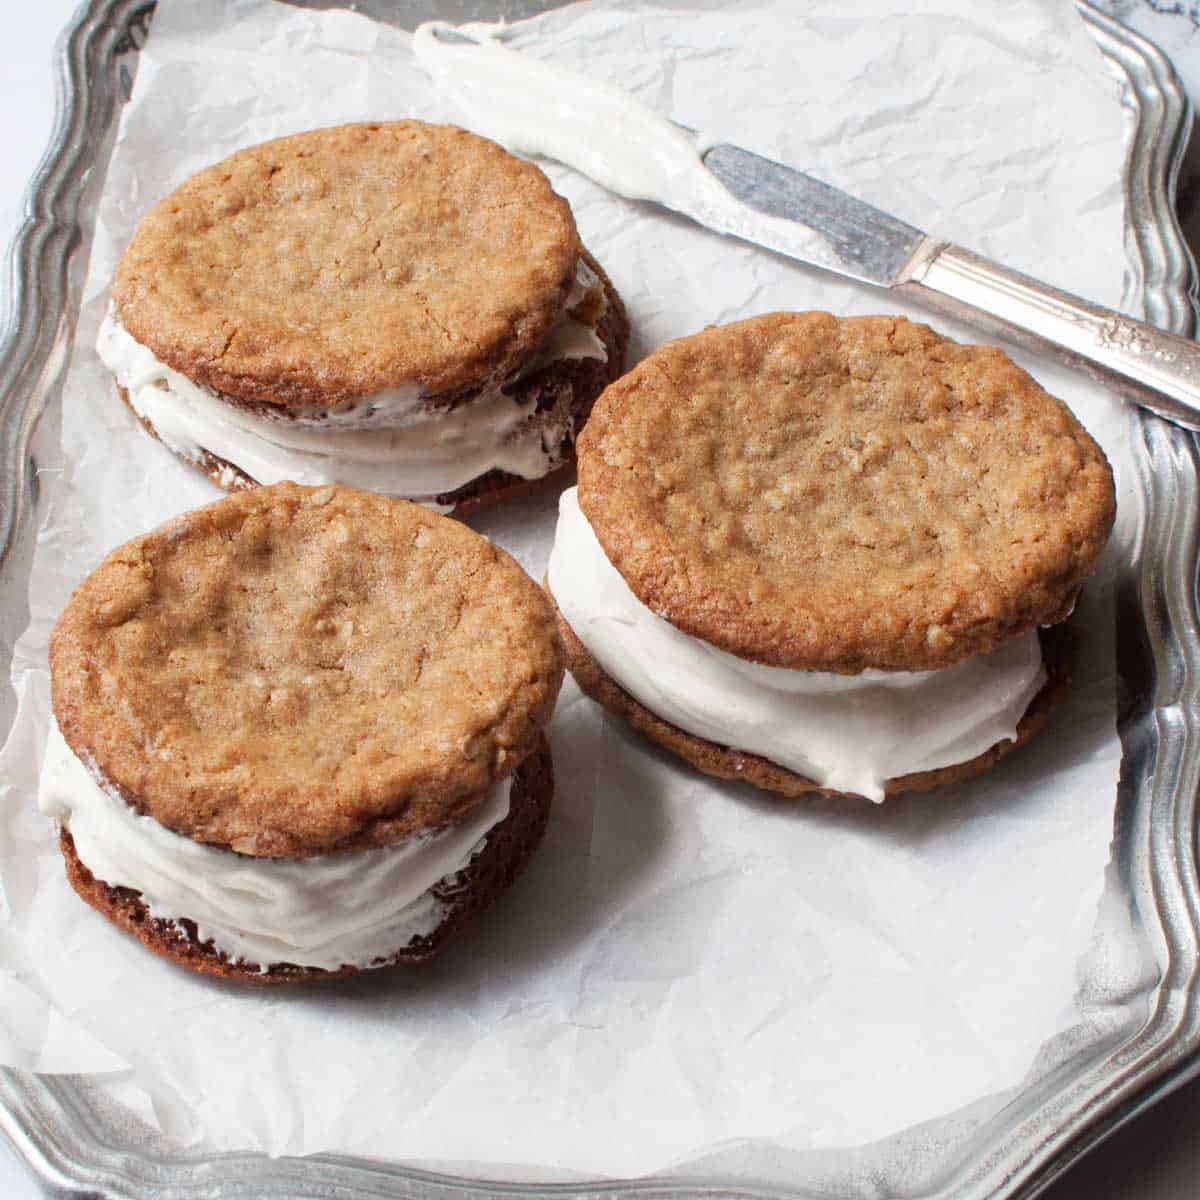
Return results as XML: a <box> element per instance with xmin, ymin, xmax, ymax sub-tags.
<box><xmin>577</xmin><ymin>312</ymin><xmax>1115</xmax><ymax>673</ymax></box>
<box><xmin>50</xmin><ymin>483</ymin><xmax>564</xmax><ymax>857</ymax></box>
<box><xmin>112</xmin><ymin>121</ymin><xmax>580</xmax><ymax>408</ymax></box>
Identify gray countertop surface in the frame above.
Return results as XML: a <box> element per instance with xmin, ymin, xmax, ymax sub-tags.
<box><xmin>0</xmin><ymin>1</ymin><xmax>1197</xmax><ymax>1196</ymax></box>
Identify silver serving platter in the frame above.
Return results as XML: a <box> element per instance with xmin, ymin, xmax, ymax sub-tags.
<box><xmin>0</xmin><ymin>1</ymin><xmax>1198</xmax><ymax>1197</ymax></box>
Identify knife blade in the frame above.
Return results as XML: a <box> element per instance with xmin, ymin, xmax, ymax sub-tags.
<box><xmin>701</xmin><ymin>142</ymin><xmax>926</xmax><ymax>289</ymax></box>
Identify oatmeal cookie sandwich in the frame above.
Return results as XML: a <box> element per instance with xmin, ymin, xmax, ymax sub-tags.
<box><xmin>97</xmin><ymin>120</ymin><xmax>628</xmax><ymax>513</ymax></box>
<box><xmin>42</xmin><ymin>482</ymin><xmax>563</xmax><ymax>981</ymax></box>
<box><xmin>548</xmin><ymin>312</ymin><xmax>1116</xmax><ymax>801</ymax></box>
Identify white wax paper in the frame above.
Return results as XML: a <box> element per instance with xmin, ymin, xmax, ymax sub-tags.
<box><xmin>0</xmin><ymin>0</ymin><xmax>1139</xmax><ymax>1188</ymax></box>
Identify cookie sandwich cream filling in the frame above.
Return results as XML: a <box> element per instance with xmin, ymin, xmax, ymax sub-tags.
<box><xmin>96</xmin><ymin>258</ymin><xmax>608</xmax><ymax>504</ymax></box>
<box><xmin>548</xmin><ymin>489</ymin><xmax>1047</xmax><ymax>802</ymax></box>
<box><xmin>39</xmin><ymin>722</ymin><xmax>512</xmax><ymax>972</ymax></box>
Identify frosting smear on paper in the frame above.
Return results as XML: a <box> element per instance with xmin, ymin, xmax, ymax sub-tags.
<box><xmin>412</xmin><ymin>22</ymin><xmax>735</xmax><ymax>223</ymax></box>
<box><xmin>413</xmin><ymin>21</ymin><xmax>893</xmax><ymax>274</ymax></box>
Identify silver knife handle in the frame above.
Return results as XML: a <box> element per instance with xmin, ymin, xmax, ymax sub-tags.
<box><xmin>899</xmin><ymin>241</ymin><xmax>1200</xmax><ymax>432</ymax></box>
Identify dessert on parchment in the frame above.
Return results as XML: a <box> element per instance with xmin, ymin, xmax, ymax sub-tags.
<box><xmin>41</xmin><ymin>482</ymin><xmax>563</xmax><ymax>982</ymax></box>
<box><xmin>96</xmin><ymin>121</ymin><xmax>628</xmax><ymax>513</ymax></box>
<box><xmin>548</xmin><ymin>312</ymin><xmax>1116</xmax><ymax>801</ymax></box>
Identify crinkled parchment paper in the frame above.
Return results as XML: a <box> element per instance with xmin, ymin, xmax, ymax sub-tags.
<box><xmin>0</xmin><ymin>0</ymin><xmax>1139</xmax><ymax>1188</ymax></box>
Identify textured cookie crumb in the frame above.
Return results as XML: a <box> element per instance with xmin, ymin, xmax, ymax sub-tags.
<box><xmin>113</xmin><ymin>121</ymin><xmax>582</xmax><ymax>406</ymax></box>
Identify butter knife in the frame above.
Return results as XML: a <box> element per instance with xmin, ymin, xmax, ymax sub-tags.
<box><xmin>414</xmin><ymin>20</ymin><xmax>1200</xmax><ymax>431</ymax></box>
<box><xmin>700</xmin><ymin>142</ymin><xmax>1200</xmax><ymax>432</ymax></box>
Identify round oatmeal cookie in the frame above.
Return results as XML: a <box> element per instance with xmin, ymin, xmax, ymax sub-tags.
<box><xmin>59</xmin><ymin>738</ymin><xmax>554</xmax><ymax>983</ymax></box>
<box><xmin>112</xmin><ymin>121</ymin><xmax>581</xmax><ymax>407</ymax></box>
<box><xmin>553</xmin><ymin>601</ymin><xmax>1070</xmax><ymax>800</ymax></box>
<box><xmin>49</xmin><ymin>482</ymin><xmax>564</xmax><ymax>857</ymax></box>
<box><xmin>576</xmin><ymin>311</ymin><xmax>1116</xmax><ymax>674</ymax></box>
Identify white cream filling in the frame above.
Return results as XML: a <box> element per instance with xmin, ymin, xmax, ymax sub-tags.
<box><xmin>548</xmin><ymin>489</ymin><xmax>1047</xmax><ymax>802</ymax></box>
<box><xmin>96</xmin><ymin>259</ymin><xmax>606</xmax><ymax>504</ymax></box>
<box><xmin>39</xmin><ymin>722</ymin><xmax>512</xmax><ymax>972</ymax></box>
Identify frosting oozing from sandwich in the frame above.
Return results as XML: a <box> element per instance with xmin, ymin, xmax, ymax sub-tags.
<box><xmin>97</xmin><ymin>258</ymin><xmax>607</xmax><ymax>506</ymax></box>
<box><xmin>39</xmin><ymin>722</ymin><xmax>511</xmax><ymax>972</ymax></box>
<box><xmin>548</xmin><ymin>488</ymin><xmax>1046</xmax><ymax>802</ymax></box>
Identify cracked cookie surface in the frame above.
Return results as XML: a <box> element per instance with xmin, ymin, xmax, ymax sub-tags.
<box><xmin>50</xmin><ymin>482</ymin><xmax>564</xmax><ymax>857</ymax></box>
<box><xmin>577</xmin><ymin>312</ymin><xmax>1116</xmax><ymax>674</ymax></box>
<box><xmin>112</xmin><ymin>121</ymin><xmax>580</xmax><ymax>407</ymax></box>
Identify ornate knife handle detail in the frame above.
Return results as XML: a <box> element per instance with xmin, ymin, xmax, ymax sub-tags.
<box><xmin>899</xmin><ymin>240</ymin><xmax>1200</xmax><ymax>431</ymax></box>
